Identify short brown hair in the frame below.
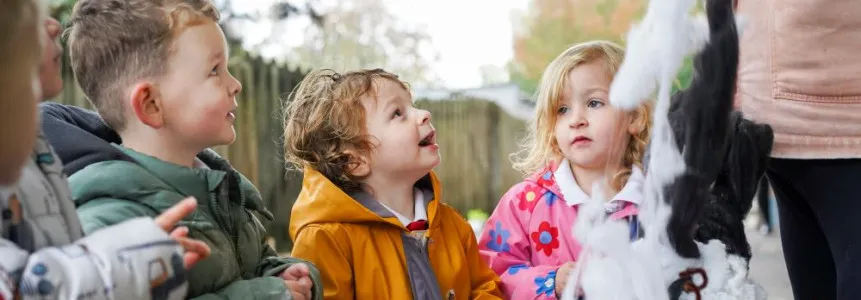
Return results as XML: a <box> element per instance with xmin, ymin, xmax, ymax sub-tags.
<box><xmin>67</xmin><ymin>0</ymin><xmax>219</xmax><ymax>131</ymax></box>
<box><xmin>283</xmin><ymin>68</ymin><xmax>408</xmax><ymax>192</ymax></box>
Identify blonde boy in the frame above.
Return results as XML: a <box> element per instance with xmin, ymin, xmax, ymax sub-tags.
<box><xmin>53</xmin><ymin>0</ymin><xmax>321</xmax><ymax>299</ymax></box>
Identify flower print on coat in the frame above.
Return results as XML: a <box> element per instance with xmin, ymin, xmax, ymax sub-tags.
<box><xmin>543</xmin><ymin>191</ymin><xmax>558</xmax><ymax>207</ymax></box>
<box><xmin>485</xmin><ymin>221</ymin><xmax>511</xmax><ymax>252</ymax></box>
<box><xmin>517</xmin><ymin>184</ymin><xmax>545</xmax><ymax>212</ymax></box>
<box><xmin>531</xmin><ymin>221</ymin><xmax>559</xmax><ymax>256</ymax></box>
<box><xmin>507</xmin><ymin>264</ymin><xmax>529</xmax><ymax>275</ymax></box>
<box><xmin>534</xmin><ymin>270</ymin><xmax>557</xmax><ymax>296</ymax></box>
<box><xmin>535</xmin><ymin>170</ymin><xmax>554</xmax><ymax>187</ymax></box>
<box><xmin>480</xmin><ymin>164</ymin><xmax>646</xmax><ymax>299</ymax></box>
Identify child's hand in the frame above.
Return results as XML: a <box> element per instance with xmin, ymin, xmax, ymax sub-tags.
<box><xmin>555</xmin><ymin>262</ymin><xmax>581</xmax><ymax>298</ymax></box>
<box><xmin>281</xmin><ymin>264</ymin><xmax>313</xmax><ymax>300</ymax></box>
<box><xmin>154</xmin><ymin>197</ymin><xmax>212</xmax><ymax>269</ymax></box>
<box><xmin>283</xmin><ymin>278</ymin><xmax>312</xmax><ymax>300</ymax></box>
<box><xmin>280</xmin><ymin>263</ymin><xmax>311</xmax><ymax>280</ymax></box>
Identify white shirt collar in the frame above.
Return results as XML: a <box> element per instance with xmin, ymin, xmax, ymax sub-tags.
<box><xmin>193</xmin><ymin>157</ymin><xmax>209</xmax><ymax>169</ymax></box>
<box><xmin>379</xmin><ymin>188</ymin><xmax>428</xmax><ymax>226</ymax></box>
<box><xmin>553</xmin><ymin>159</ymin><xmax>645</xmax><ymax>207</ymax></box>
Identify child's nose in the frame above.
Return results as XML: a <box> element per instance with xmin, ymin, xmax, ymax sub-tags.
<box><xmin>417</xmin><ymin>109</ymin><xmax>431</xmax><ymax>125</ymax></box>
<box><xmin>228</xmin><ymin>74</ymin><xmax>242</xmax><ymax>96</ymax></box>
<box><xmin>568</xmin><ymin>109</ymin><xmax>588</xmax><ymax>128</ymax></box>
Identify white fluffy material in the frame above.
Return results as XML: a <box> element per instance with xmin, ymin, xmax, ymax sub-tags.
<box><xmin>678</xmin><ymin>241</ymin><xmax>767</xmax><ymax>300</ymax></box>
<box><xmin>609</xmin><ymin>0</ymin><xmax>706</xmax><ymax>111</ymax></box>
<box><xmin>562</xmin><ymin>213</ymin><xmax>767</xmax><ymax>300</ymax></box>
<box><xmin>557</xmin><ymin>0</ymin><xmax>762</xmax><ymax>298</ymax></box>
<box><xmin>609</xmin><ymin>1</ymin><xmax>748</xmax><ymax>111</ymax></box>
<box><xmin>561</xmin><ymin>182</ymin><xmax>669</xmax><ymax>300</ymax></box>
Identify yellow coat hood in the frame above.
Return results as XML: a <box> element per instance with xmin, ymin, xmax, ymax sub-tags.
<box><xmin>289</xmin><ymin>167</ymin><xmax>444</xmax><ymax>236</ymax></box>
<box><xmin>288</xmin><ymin>167</ymin><xmax>502</xmax><ymax>300</ymax></box>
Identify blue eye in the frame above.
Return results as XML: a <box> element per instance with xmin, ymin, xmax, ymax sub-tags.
<box><xmin>209</xmin><ymin>66</ymin><xmax>219</xmax><ymax>76</ymax></box>
<box><xmin>557</xmin><ymin>106</ymin><xmax>570</xmax><ymax>115</ymax></box>
<box><xmin>587</xmin><ymin>99</ymin><xmax>604</xmax><ymax>108</ymax></box>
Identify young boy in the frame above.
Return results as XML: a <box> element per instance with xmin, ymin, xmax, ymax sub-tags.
<box><xmin>285</xmin><ymin>68</ymin><xmax>502</xmax><ymax>299</ymax></box>
<box><xmin>1</xmin><ymin>2</ymin><xmax>210</xmax><ymax>299</ymax></box>
<box><xmin>43</xmin><ymin>0</ymin><xmax>322</xmax><ymax>299</ymax></box>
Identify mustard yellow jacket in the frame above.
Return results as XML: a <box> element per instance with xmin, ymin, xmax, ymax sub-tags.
<box><xmin>289</xmin><ymin>167</ymin><xmax>502</xmax><ymax>300</ymax></box>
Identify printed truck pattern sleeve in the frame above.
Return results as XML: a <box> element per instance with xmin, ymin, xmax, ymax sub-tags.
<box><xmin>478</xmin><ymin>182</ymin><xmax>565</xmax><ymax>300</ymax></box>
<box><xmin>1</xmin><ymin>218</ymin><xmax>188</xmax><ymax>300</ymax></box>
<box><xmin>0</xmin><ymin>239</ymin><xmax>29</xmax><ymax>299</ymax></box>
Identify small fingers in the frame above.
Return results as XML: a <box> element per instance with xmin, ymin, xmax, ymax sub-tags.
<box><xmin>169</xmin><ymin>226</ymin><xmax>189</xmax><ymax>238</ymax></box>
<box><xmin>154</xmin><ymin>197</ymin><xmax>197</xmax><ymax>231</ymax></box>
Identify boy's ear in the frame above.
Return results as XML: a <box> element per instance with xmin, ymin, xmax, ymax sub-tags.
<box><xmin>129</xmin><ymin>82</ymin><xmax>164</xmax><ymax>128</ymax></box>
<box><xmin>344</xmin><ymin>149</ymin><xmax>370</xmax><ymax>178</ymax></box>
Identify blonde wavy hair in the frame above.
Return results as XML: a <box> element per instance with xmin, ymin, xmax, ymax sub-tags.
<box><xmin>282</xmin><ymin>68</ymin><xmax>409</xmax><ymax>193</ymax></box>
<box><xmin>512</xmin><ymin>40</ymin><xmax>653</xmax><ymax>193</ymax></box>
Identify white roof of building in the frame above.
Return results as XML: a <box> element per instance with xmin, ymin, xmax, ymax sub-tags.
<box><xmin>412</xmin><ymin>83</ymin><xmax>535</xmax><ymax>120</ymax></box>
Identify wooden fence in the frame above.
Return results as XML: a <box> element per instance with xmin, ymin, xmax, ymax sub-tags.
<box><xmin>414</xmin><ymin>99</ymin><xmax>527</xmax><ymax>214</ymax></box>
<box><xmin>52</xmin><ymin>51</ymin><xmax>528</xmax><ymax>251</ymax></box>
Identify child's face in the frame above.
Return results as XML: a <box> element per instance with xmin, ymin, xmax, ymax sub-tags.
<box><xmin>554</xmin><ymin>60</ymin><xmax>631</xmax><ymax>170</ymax></box>
<box><xmin>361</xmin><ymin>79</ymin><xmax>440</xmax><ymax>181</ymax></box>
<box><xmin>38</xmin><ymin>16</ymin><xmax>63</xmax><ymax>100</ymax></box>
<box><xmin>156</xmin><ymin>20</ymin><xmax>241</xmax><ymax>149</ymax></box>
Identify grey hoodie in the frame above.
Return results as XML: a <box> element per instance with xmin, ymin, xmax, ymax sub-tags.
<box><xmin>0</xmin><ymin>133</ymin><xmax>190</xmax><ymax>300</ymax></box>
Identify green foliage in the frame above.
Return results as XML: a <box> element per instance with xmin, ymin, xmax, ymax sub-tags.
<box><xmin>509</xmin><ymin>0</ymin><xmax>646</xmax><ymax>99</ymax></box>
<box><xmin>467</xmin><ymin>209</ymin><xmax>489</xmax><ymax>221</ymax></box>
<box><xmin>49</xmin><ymin>0</ymin><xmax>75</xmax><ymax>24</ymax></box>
<box><xmin>673</xmin><ymin>56</ymin><xmax>695</xmax><ymax>94</ymax></box>
<box><xmin>507</xmin><ymin>61</ymin><xmax>539</xmax><ymax>96</ymax></box>
<box><xmin>510</xmin><ymin>0</ymin><xmax>697</xmax><ymax>98</ymax></box>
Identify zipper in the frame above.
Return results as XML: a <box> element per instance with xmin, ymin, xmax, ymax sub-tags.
<box><xmin>232</xmin><ymin>173</ymin><xmax>246</xmax><ymax>269</ymax></box>
<box><xmin>208</xmin><ymin>191</ymin><xmax>238</xmax><ymax>261</ymax></box>
<box><xmin>209</xmin><ymin>173</ymin><xmax>244</xmax><ymax>269</ymax></box>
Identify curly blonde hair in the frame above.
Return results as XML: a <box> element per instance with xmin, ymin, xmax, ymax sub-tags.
<box><xmin>512</xmin><ymin>40</ymin><xmax>653</xmax><ymax>193</ymax></box>
<box><xmin>282</xmin><ymin>68</ymin><xmax>409</xmax><ymax>192</ymax></box>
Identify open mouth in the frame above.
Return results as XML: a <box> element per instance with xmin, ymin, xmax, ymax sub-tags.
<box><xmin>227</xmin><ymin>109</ymin><xmax>236</xmax><ymax>119</ymax></box>
<box><xmin>418</xmin><ymin>131</ymin><xmax>436</xmax><ymax>147</ymax></box>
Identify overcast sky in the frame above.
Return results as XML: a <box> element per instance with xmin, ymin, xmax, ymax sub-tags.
<box><xmin>230</xmin><ymin>0</ymin><xmax>530</xmax><ymax>89</ymax></box>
